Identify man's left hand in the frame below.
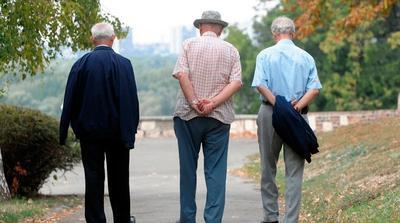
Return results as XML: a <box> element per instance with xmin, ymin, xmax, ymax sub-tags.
<box><xmin>198</xmin><ymin>98</ymin><xmax>215</xmax><ymax>115</ymax></box>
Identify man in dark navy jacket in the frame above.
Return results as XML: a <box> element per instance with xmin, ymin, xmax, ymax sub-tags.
<box><xmin>60</xmin><ymin>22</ymin><xmax>139</xmax><ymax>223</ymax></box>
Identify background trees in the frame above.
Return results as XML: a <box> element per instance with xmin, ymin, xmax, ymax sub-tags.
<box><xmin>0</xmin><ymin>56</ymin><xmax>179</xmax><ymax>117</ymax></box>
<box><xmin>1</xmin><ymin>0</ymin><xmax>399</xmax><ymax>116</ymax></box>
<box><xmin>290</xmin><ymin>0</ymin><xmax>400</xmax><ymax>110</ymax></box>
<box><xmin>229</xmin><ymin>0</ymin><xmax>400</xmax><ymax>112</ymax></box>
<box><xmin>225</xmin><ymin>26</ymin><xmax>259</xmax><ymax>114</ymax></box>
<box><xmin>0</xmin><ymin>0</ymin><xmax>126</xmax><ymax>79</ymax></box>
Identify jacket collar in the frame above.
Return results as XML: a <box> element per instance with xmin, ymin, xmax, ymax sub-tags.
<box><xmin>93</xmin><ymin>45</ymin><xmax>113</xmax><ymax>51</ymax></box>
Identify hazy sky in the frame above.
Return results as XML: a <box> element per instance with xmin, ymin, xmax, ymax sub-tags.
<box><xmin>100</xmin><ymin>0</ymin><xmax>278</xmax><ymax>44</ymax></box>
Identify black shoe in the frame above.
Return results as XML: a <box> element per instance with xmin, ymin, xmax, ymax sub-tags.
<box><xmin>261</xmin><ymin>221</ymin><xmax>278</xmax><ymax>223</ymax></box>
<box><xmin>130</xmin><ymin>216</ymin><xmax>136</xmax><ymax>223</ymax></box>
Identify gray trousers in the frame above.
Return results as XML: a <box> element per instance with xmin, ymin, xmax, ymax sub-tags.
<box><xmin>257</xmin><ymin>104</ymin><xmax>305</xmax><ymax>223</ymax></box>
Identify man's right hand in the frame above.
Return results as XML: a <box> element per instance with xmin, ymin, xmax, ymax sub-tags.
<box><xmin>191</xmin><ymin>102</ymin><xmax>204</xmax><ymax>115</ymax></box>
<box><xmin>197</xmin><ymin>99</ymin><xmax>215</xmax><ymax>115</ymax></box>
<box><xmin>291</xmin><ymin>99</ymin><xmax>301</xmax><ymax>112</ymax></box>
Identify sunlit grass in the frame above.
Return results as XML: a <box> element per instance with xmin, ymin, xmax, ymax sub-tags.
<box><xmin>0</xmin><ymin>195</ymin><xmax>82</xmax><ymax>223</ymax></box>
<box><xmin>240</xmin><ymin>117</ymin><xmax>400</xmax><ymax>222</ymax></box>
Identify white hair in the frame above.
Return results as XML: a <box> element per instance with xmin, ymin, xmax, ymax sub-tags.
<box><xmin>271</xmin><ymin>16</ymin><xmax>295</xmax><ymax>34</ymax></box>
<box><xmin>91</xmin><ymin>22</ymin><xmax>115</xmax><ymax>40</ymax></box>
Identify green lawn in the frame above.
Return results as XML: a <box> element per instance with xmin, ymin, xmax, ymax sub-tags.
<box><xmin>240</xmin><ymin>117</ymin><xmax>400</xmax><ymax>222</ymax></box>
<box><xmin>0</xmin><ymin>195</ymin><xmax>82</xmax><ymax>223</ymax></box>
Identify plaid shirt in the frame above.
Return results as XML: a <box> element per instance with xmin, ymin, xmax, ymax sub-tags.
<box><xmin>172</xmin><ymin>31</ymin><xmax>242</xmax><ymax>124</ymax></box>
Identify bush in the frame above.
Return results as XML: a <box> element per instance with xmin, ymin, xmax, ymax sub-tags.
<box><xmin>0</xmin><ymin>104</ymin><xmax>80</xmax><ymax>196</ymax></box>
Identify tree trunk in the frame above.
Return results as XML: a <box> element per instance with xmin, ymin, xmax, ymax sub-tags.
<box><xmin>0</xmin><ymin>148</ymin><xmax>11</xmax><ymax>200</ymax></box>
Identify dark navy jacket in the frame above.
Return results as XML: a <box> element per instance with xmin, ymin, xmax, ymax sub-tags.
<box><xmin>272</xmin><ymin>95</ymin><xmax>319</xmax><ymax>163</ymax></box>
<box><xmin>59</xmin><ymin>46</ymin><xmax>139</xmax><ymax>148</ymax></box>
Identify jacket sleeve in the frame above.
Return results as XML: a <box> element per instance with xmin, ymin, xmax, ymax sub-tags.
<box><xmin>119</xmin><ymin>59</ymin><xmax>140</xmax><ymax>149</ymax></box>
<box><xmin>59</xmin><ymin>62</ymin><xmax>80</xmax><ymax>145</ymax></box>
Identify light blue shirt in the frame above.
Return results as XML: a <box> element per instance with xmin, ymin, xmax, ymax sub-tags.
<box><xmin>251</xmin><ymin>39</ymin><xmax>322</xmax><ymax>102</ymax></box>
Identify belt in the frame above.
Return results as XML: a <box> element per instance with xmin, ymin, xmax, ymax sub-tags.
<box><xmin>262</xmin><ymin>100</ymin><xmax>308</xmax><ymax>114</ymax></box>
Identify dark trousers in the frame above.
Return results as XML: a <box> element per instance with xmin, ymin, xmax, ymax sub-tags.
<box><xmin>174</xmin><ymin>117</ymin><xmax>230</xmax><ymax>223</ymax></box>
<box><xmin>80</xmin><ymin>140</ymin><xmax>131</xmax><ymax>223</ymax></box>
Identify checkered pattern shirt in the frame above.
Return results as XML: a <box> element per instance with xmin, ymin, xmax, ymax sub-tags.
<box><xmin>172</xmin><ymin>31</ymin><xmax>242</xmax><ymax>124</ymax></box>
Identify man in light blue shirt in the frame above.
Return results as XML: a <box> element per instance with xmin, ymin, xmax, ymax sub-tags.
<box><xmin>251</xmin><ymin>16</ymin><xmax>322</xmax><ymax>223</ymax></box>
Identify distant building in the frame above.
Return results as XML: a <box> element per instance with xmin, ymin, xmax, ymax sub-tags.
<box><xmin>116</xmin><ymin>26</ymin><xmax>196</xmax><ymax>57</ymax></box>
<box><xmin>169</xmin><ymin>26</ymin><xmax>197</xmax><ymax>54</ymax></box>
<box><xmin>118</xmin><ymin>29</ymin><xmax>135</xmax><ymax>56</ymax></box>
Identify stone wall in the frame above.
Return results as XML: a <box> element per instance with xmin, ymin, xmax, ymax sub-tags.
<box><xmin>308</xmin><ymin>109</ymin><xmax>399</xmax><ymax>132</ymax></box>
<box><xmin>138</xmin><ymin>95</ymin><xmax>400</xmax><ymax>138</ymax></box>
<box><xmin>137</xmin><ymin>116</ymin><xmax>175</xmax><ymax>138</ymax></box>
<box><xmin>137</xmin><ymin>109</ymin><xmax>399</xmax><ymax>138</ymax></box>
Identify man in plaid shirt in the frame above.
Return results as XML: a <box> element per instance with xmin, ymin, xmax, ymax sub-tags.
<box><xmin>172</xmin><ymin>10</ymin><xmax>242</xmax><ymax>223</ymax></box>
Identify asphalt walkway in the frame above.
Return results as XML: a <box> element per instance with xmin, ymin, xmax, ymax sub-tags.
<box><xmin>40</xmin><ymin>138</ymin><xmax>262</xmax><ymax>223</ymax></box>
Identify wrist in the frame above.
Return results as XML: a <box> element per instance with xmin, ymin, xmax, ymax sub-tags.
<box><xmin>210</xmin><ymin>99</ymin><xmax>217</xmax><ymax>109</ymax></box>
<box><xmin>296</xmin><ymin>101</ymin><xmax>304</xmax><ymax>109</ymax></box>
<box><xmin>190</xmin><ymin>98</ymin><xmax>199</xmax><ymax>106</ymax></box>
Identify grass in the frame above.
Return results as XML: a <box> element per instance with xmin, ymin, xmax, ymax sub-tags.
<box><xmin>0</xmin><ymin>195</ymin><xmax>82</xmax><ymax>223</ymax></box>
<box><xmin>239</xmin><ymin>116</ymin><xmax>400</xmax><ymax>222</ymax></box>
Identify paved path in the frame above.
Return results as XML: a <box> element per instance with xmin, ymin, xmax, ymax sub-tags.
<box><xmin>40</xmin><ymin>138</ymin><xmax>262</xmax><ymax>223</ymax></box>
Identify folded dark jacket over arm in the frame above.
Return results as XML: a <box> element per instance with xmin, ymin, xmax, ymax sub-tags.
<box><xmin>272</xmin><ymin>95</ymin><xmax>319</xmax><ymax>163</ymax></box>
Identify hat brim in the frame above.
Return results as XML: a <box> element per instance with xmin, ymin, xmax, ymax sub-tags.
<box><xmin>193</xmin><ymin>19</ymin><xmax>228</xmax><ymax>29</ymax></box>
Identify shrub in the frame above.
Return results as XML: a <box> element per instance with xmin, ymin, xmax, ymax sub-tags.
<box><xmin>0</xmin><ymin>104</ymin><xmax>80</xmax><ymax>196</ymax></box>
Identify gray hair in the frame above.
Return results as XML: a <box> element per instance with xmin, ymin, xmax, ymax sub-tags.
<box><xmin>91</xmin><ymin>22</ymin><xmax>115</xmax><ymax>40</ymax></box>
<box><xmin>271</xmin><ymin>16</ymin><xmax>295</xmax><ymax>34</ymax></box>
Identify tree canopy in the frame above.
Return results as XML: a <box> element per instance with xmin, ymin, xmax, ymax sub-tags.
<box><xmin>0</xmin><ymin>0</ymin><xmax>126</xmax><ymax>79</ymax></box>
<box><xmin>228</xmin><ymin>0</ymin><xmax>400</xmax><ymax>112</ymax></box>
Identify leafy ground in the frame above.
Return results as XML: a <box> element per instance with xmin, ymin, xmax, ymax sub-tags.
<box><xmin>0</xmin><ymin>195</ymin><xmax>82</xmax><ymax>223</ymax></box>
<box><xmin>237</xmin><ymin>116</ymin><xmax>400</xmax><ymax>222</ymax></box>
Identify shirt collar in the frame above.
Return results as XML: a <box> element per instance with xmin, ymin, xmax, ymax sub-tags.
<box><xmin>202</xmin><ymin>31</ymin><xmax>218</xmax><ymax>37</ymax></box>
<box><xmin>95</xmin><ymin>44</ymin><xmax>111</xmax><ymax>48</ymax></box>
<box><xmin>277</xmin><ymin>39</ymin><xmax>294</xmax><ymax>45</ymax></box>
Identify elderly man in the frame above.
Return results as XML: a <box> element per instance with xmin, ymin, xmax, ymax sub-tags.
<box><xmin>251</xmin><ymin>16</ymin><xmax>322</xmax><ymax>223</ymax></box>
<box><xmin>172</xmin><ymin>10</ymin><xmax>242</xmax><ymax>223</ymax></box>
<box><xmin>60</xmin><ymin>23</ymin><xmax>139</xmax><ymax>223</ymax></box>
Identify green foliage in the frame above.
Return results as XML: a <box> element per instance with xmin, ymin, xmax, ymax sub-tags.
<box><xmin>0</xmin><ymin>60</ymin><xmax>74</xmax><ymax>117</ymax></box>
<box><xmin>0</xmin><ymin>88</ymin><xmax>5</xmax><ymax>98</ymax></box>
<box><xmin>0</xmin><ymin>105</ymin><xmax>80</xmax><ymax>196</ymax></box>
<box><xmin>0</xmin><ymin>55</ymin><xmax>178</xmax><ymax>117</ymax></box>
<box><xmin>237</xmin><ymin>1</ymin><xmax>400</xmax><ymax>112</ymax></box>
<box><xmin>225</xmin><ymin>26</ymin><xmax>259</xmax><ymax>114</ymax></box>
<box><xmin>134</xmin><ymin>55</ymin><xmax>178</xmax><ymax>116</ymax></box>
<box><xmin>0</xmin><ymin>0</ymin><xmax>127</xmax><ymax>78</ymax></box>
